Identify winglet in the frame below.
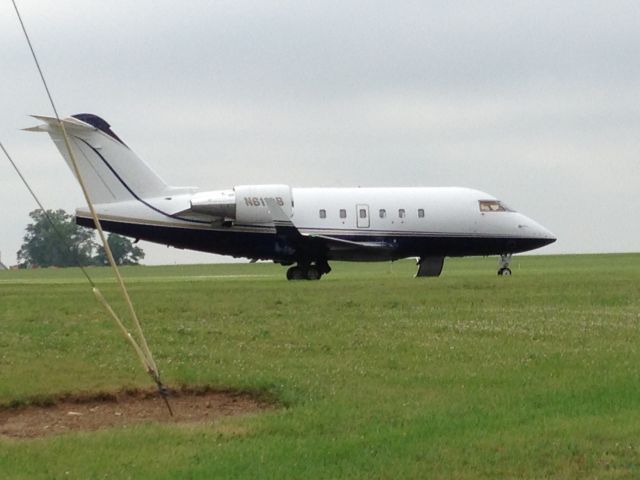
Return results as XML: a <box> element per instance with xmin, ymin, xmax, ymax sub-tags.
<box><xmin>265</xmin><ymin>197</ymin><xmax>292</xmax><ymax>223</ymax></box>
<box><xmin>265</xmin><ymin>198</ymin><xmax>302</xmax><ymax>239</ymax></box>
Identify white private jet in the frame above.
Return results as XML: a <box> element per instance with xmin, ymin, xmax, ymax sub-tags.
<box><xmin>28</xmin><ymin>114</ymin><xmax>556</xmax><ymax>280</ymax></box>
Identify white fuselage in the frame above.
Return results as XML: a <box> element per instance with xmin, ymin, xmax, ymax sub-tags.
<box><xmin>289</xmin><ymin>187</ymin><xmax>550</xmax><ymax>240</ymax></box>
<box><xmin>33</xmin><ymin>113</ymin><xmax>555</xmax><ymax>277</ymax></box>
<box><xmin>76</xmin><ymin>185</ymin><xmax>555</xmax><ymax>263</ymax></box>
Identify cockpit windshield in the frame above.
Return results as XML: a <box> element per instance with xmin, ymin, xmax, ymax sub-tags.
<box><xmin>479</xmin><ymin>200</ymin><xmax>514</xmax><ymax>212</ymax></box>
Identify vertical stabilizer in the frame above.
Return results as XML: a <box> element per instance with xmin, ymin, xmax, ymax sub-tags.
<box><xmin>26</xmin><ymin>114</ymin><xmax>168</xmax><ymax>204</ymax></box>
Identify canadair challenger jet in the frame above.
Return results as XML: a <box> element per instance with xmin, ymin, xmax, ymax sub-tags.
<box><xmin>28</xmin><ymin>114</ymin><xmax>556</xmax><ymax>280</ymax></box>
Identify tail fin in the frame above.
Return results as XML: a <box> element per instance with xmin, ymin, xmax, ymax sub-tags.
<box><xmin>26</xmin><ymin>113</ymin><xmax>168</xmax><ymax>204</ymax></box>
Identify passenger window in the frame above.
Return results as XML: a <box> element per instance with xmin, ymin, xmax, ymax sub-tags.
<box><xmin>319</xmin><ymin>209</ymin><xmax>326</xmax><ymax>219</ymax></box>
<box><xmin>359</xmin><ymin>209</ymin><xmax>367</xmax><ymax>219</ymax></box>
<box><xmin>379</xmin><ymin>209</ymin><xmax>386</xmax><ymax>218</ymax></box>
<box><xmin>339</xmin><ymin>209</ymin><xmax>346</xmax><ymax>219</ymax></box>
<box><xmin>398</xmin><ymin>209</ymin><xmax>406</xmax><ymax>218</ymax></box>
<box><xmin>418</xmin><ymin>208</ymin><xmax>425</xmax><ymax>218</ymax></box>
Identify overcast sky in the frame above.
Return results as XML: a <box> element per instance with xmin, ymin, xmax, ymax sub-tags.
<box><xmin>1</xmin><ymin>0</ymin><xmax>639</xmax><ymax>266</ymax></box>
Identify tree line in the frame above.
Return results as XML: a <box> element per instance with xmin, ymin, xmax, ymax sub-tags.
<box><xmin>17</xmin><ymin>209</ymin><xmax>144</xmax><ymax>268</ymax></box>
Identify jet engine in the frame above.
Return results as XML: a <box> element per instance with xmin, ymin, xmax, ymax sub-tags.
<box><xmin>190</xmin><ymin>184</ymin><xmax>293</xmax><ymax>224</ymax></box>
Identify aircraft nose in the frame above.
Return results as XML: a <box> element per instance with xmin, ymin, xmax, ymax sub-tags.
<box><xmin>541</xmin><ymin>226</ymin><xmax>556</xmax><ymax>242</ymax></box>
<box><xmin>537</xmin><ymin>227</ymin><xmax>557</xmax><ymax>247</ymax></box>
<box><xmin>518</xmin><ymin>215</ymin><xmax>556</xmax><ymax>246</ymax></box>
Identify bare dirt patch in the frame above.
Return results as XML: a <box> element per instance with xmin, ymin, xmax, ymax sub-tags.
<box><xmin>0</xmin><ymin>386</ymin><xmax>274</xmax><ymax>439</ymax></box>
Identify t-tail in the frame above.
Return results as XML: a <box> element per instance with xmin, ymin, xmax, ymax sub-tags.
<box><xmin>26</xmin><ymin>113</ymin><xmax>170</xmax><ymax>204</ymax></box>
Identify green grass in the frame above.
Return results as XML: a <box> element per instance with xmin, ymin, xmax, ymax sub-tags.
<box><xmin>1</xmin><ymin>254</ymin><xmax>639</xmax><ymax>479</ymax></box>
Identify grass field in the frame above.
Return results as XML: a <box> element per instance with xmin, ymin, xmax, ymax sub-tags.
<box><xmin>1</xmin><ymin>254</ymin><xmax>639</xmax><ymax>479</ymax></box>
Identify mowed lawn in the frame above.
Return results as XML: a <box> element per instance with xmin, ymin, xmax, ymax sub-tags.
<box><xmin>1</xmin><ymin>254</ymin><xmax>639</xmax><ymax>479</ymax></box>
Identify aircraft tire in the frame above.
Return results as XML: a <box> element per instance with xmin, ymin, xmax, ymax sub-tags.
<box><xmin>498</xmin><ymin>267</ymin><xmax>512</xmax><ymax>276</ymax></box>
<box><xmin>287</xmin><ymin>266</ymin><xmax>306</xmax><ymax>281</ymax></box>
<box><xmin>306</xmin><ymin>267</ymin><xmax>321</xmax><ymax>280</ymax></box>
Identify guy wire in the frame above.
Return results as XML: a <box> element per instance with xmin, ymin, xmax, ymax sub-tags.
<box><xmin>2</xmin><ymin>142</ymin><xmax>157</xmax><ymax>385</ymax></box>
<box><xmin>10</xmin><ymin>0</ymin><xmax>173</xmax><ymax>415</ymax></box>
<box><xmin>1</xmin><ymin>141</ymin><xmax>95</xmax><ymax>287</ymax></box>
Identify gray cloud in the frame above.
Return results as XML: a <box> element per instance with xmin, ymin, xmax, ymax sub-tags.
<box><xmin>1</xmin><ymin>0</ymin><xmax>639</xmax><ymax>265</ymax></box>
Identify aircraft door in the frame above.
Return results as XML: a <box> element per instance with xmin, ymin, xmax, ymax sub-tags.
<box><xmin>356</xmin><ymin>204</ymin><xmax>370</xmax><ymax>228</ymax></box>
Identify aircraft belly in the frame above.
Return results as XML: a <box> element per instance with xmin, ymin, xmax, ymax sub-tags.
<box><xmin>76</xmin><ymin>217</ymin><xmax>278</xmax><ymax>260</ymax></box>
<box><xmin>76</xmin><ymin>216</ymin><xmax>554</xmax><ymax>262</ymax></box>
<box><xmin>324</xmin><ymin>234</ymin><xmax>552</xmax><ymax>259</ymax></box>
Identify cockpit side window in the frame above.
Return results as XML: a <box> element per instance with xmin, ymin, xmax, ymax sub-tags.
<box><xmin>479</xmin><ymin>200</ymin><xmax>514</xmax><ymax>212</ymax></box>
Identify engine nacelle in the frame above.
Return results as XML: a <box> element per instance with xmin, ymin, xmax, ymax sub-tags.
<box><xmin>190</xmin><ymin>184</ymin><xmax>293</xmax><ymax>224</ymax></box>
<box><xmin>190</xmin><ymin>189</ymin><xmax>236</xmax><ymax>217</ymax></box>
<box><xmin>234</xmin><ymin>184</ymin><xmax>292</xmax><ymax>224</ymax></box>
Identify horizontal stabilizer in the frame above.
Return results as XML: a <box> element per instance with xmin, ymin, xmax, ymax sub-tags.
<box><xmin>23</xmin><ymin>115</ymin><xmax>97</xmax><ymax>134</ymax></box>
<box><xmin>22</xmin><ymin>125</ymin><xmax>45</xmax><ymax>132</ymax></box>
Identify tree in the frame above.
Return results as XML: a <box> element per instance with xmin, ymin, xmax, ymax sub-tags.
<box><xmin>17</xmin><ymin>209</ymin><xmax>145</xmax><ymax>268</ymax></box>
<box><xmin>94</xmin><ymin>233</ymin><xmax>145</xmax><ymax>266</ymax></box>
<box><xmin>17</xmin><ymin>209</ymin><xmax>96</xmax><ymax>268</ymax></box>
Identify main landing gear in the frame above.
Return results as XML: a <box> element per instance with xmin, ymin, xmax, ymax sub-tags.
<box><xmin>286</xmin><ymin>261</ymin><xmax>331</xmax><ymax>281</ymax></box>
<box><xmin>498</xmin><ymin>253</ymin><xmax>512</xmax><ymax>276</ymax></box>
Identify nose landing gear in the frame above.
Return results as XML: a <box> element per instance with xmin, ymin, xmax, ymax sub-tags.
<box><xmin>498</xmin><ymin>253</ymin><xmax>512</xmax><ymax>276</ymax></box>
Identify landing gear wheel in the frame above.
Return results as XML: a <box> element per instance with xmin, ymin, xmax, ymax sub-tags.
<box><xmin>285</xmin><ymin>260</ymin><xmax>330</xmax><ymax>280</ymax></box>
<box><xmin>306</xmin><ymin>267</ymin><xmax>321</xmax><ymax>280</ymax></box>
<box><xmin>286</xmin><ymin>266</ymin><xmax>305</xmax><ymax>281</ymax></box>
<box><xmin>497</xmin><ymin>253</ymin><xmax>513</xmax><ymax>276</ymax></box>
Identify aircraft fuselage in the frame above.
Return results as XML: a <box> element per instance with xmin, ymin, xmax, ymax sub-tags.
<box><xmin>75</xmin><ymin>186</ymin><xmax>555</xmax><ymax>264</ymax></box>
<box><xmin>31</xmin><ymin>113</ymin><xmax>556</xmax><ymax>279</ymax></box>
